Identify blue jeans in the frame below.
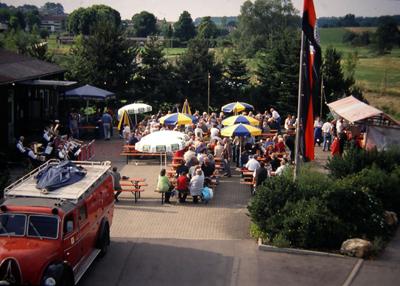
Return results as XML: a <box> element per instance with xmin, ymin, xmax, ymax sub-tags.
<box><xmin>103</xmin><ymin>123</ymin><xmax>111</xmax><ymax>139</ymax></box>
<box><xmin>323</xmin><ymin>133</ymin><xmax>332</xmax><ymax>151</ymax></box>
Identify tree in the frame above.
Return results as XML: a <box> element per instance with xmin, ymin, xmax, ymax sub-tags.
<box><xmin>255</xmin><ymin>29</ymin><xmax>299</xmax><ymax>114</ymax></box>
<box><xmin>40</xmin><ymin>2</ymin><xmax>64</xmax><ymax>15</ymax></box>
<box><xmin>25</xmin><ymin>10</ymin><xmax>41</xmax><ymax>31</ymax></box>
<box><xmin>375</xmin><ymin>16</ymin><xmax>400</xmax><ymax>54</ymax></box>
<box><xmin>132</xmin><ymin>38</ymin><xmax>174</xmax><ymax>105</ymax></box>
<box><xmin>160</xmin><ymin>19</ymin><xmax>173</xmax><ymax>38</ymax></box>
<box><xmin>131</xmin><ymin>11</ymin><xmax>157</xmax><ymax>37</ymax></box>
<box><xmin>223</xmin><ymin>50</ymin><xmax>249</xmax><ymax>101</ymax></box>
<box><xmin>66</xmin><ymin>22</ymin><xmax>136</xmax><ymax>93</ymax></box>
<box><xmin>339</xmin><ymin>14</ymin><xmax>358</xmax><ymax>27</ymax></box>
<box><xmin>197</xmin><ymin>16</ymin><xmax>219</xmax><ymax>40</ymax></box>
<box><xmin>174</xmin><ymin>11</ymin><xmax>196</xmax><ymax>43</ymax></box>
<box><xmin>67</xmin><ymin>5</ymin><xmax>121</xmax><ymax>35</ymax></box>
<box><xmin>175</xmin><ymin>38</ymin><xmax>222</xmax><ymax>109</ymax></box>
<box><xmin>322</xmin><ymin>47</ymin><xmax>353</xmax><ymax>114</ymax></box>
<box><xmin>234</xmin><ymin>0</ymin><xmax>298</xmax><ymax>57</ymax></box>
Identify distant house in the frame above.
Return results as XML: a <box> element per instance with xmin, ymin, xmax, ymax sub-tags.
<box><xmin>0</xmin><ymin>49</ymin><xmax>76</xmax><ymax>148</ymax></box>
<box><xmin>40</xmin><ymin>14</ymin><xmax>67</xmax><ymax>33</ymax></box>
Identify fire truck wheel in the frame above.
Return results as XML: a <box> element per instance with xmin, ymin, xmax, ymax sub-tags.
<box><xmin>97</xmin><ymin>221</ymin><xmax>110</xmax><ymax>257</ymax></box>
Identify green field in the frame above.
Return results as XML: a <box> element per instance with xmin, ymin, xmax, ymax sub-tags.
<box><xmin>320</xmin><ymin>27</ymin><xmax>400</xmax><ymax>118</ymax></box>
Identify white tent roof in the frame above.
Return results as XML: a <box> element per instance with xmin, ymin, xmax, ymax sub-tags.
<box><xmin>327</xmin><ymin>96</ymin><xmax>382</xmax><ymax>123</ymax></box>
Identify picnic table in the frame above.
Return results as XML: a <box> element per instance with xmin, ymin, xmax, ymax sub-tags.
<box><xmin>120</xmin><ymin>145</ymin><xmax>161</xmax><ymax>164</ymax></box>
<box><xmin>118</xmin><ymin>177</ymin><xmax>147</xmax><ymax>203</ymax></box>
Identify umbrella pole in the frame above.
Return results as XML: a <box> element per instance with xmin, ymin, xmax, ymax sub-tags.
<box><xmin>135</xmin><ymin>114</ymin><xmax>137</xmax><ymax>126</ymax></box>
<box><xmin>160</xmin><ymin>153</ymin><xmax>162</xmax><ymax>170</ymax></box>
<box><xmin>239</xmin><ymin>140</ymin><xmax>242</xmax><ymax>168</ymax></box>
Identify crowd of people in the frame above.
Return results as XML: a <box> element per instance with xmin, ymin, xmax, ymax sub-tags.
<box><xmin>314</xmin><ymin>116</ymin><xmax>362</xmax><ymax>157</ymax></box>
<box><xmin>115</xmin><ymin>107</ymin><xmax>301</xmax><ymax>202</ymax></box>
<box><xmin>16</xmin><ymin>114</ymin><xmax>84</xmax><ymax>167</ymax></box>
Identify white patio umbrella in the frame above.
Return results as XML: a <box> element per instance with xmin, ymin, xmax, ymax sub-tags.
<box><xmin>135</xmin><ymin>131</ymin><xmax>189</xmax><ymax>167</ymax></box>
<box><xmin>117</xmin><ymin>103</ymin><xmax>152</xmax><ymax>123</ymax></box>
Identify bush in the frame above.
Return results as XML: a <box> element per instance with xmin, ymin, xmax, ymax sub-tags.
<box><xmin>325</xmin><ymin>178</ymin><xmax>387</xmax><ymax>239</ymax></box>
<box><xmin>350</xmin><ymin>166</ymin><xmax>400</xmax><ymax>214</ymax></box>
<box><xmin>248</xmin><ymin>172</ymin><xmax>297</xmax><ymax>234</ymax></box>
<box><xmin>279</xmin><ymin>198</ymin><xmax>346</xmax><ymax>249</ymax></box>
<box><xmin>248</xmin><ymin>165</ymin><xmax>392</xmax><ymax>250</ymax></box>
<box><xmin>326</xmin><ymin>146</ymin><xmax>400</xmax><ymax>179</ymax></box>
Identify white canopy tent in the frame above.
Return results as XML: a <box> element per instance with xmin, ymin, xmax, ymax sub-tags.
<box><xmin>327</xmin><ymin>96</ymin><xmax>400</xmax><ymax>150</ymax></box>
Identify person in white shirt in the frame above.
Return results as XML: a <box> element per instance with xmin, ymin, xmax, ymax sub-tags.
<box><xmin>272</xmin><ymin>158</ymin><xmax>288</xmax><ymax>176</ymax></box>
<box><xmin>194</xmin><ymin>124</ymin><xmax>203</xmax><ymax>139</ymax></box>
<box><xmin>122</xmin><ymin>124</ymin><xmax>131</xmax><ymax>142</ymax></box>
<box><xmin>245</xmin><ymin>155</ymin><xmax>261</xmax><ymax>171</ymax></box>
<box><xmin>16</xmin><ymin>136</ymin><xmax>27</xmax><ymax>154</ymax></box>
<box><xmin>43</xmin><ymin>127</ymin><xmax>53</xmax><ymax>145</ymax></box>
<box><xmin>314</xmin><ymin>116</ymin><xmax>323</xmax><ymax>146</ymax></box>
<box><xmin>321</xmin><ymin>121</ymin><xmax>333</xmax><ymax>151</ymax></box>
<box><xmin>336</xmin><ymin>118</ymin><xmax>344</xmax><ymax>134</ymax></box>
<box><xmin>189</xmin><ymin>168</ymin><xmax>204</xmax><ymax>204</ymax></box>
<box><xmin>284</xmin><ymin>115</ymin><xmax>292</xmax><ymax>130</ymax></box>
<box><xmin>210</xmin><ymin>124</ymin><xmax>220</xmax><ymax>139</ymax></box>
<box><xmin>184</xmin><ymin>146</ymin><xmax>196</xmax><ymax>163</ymax></box>
<box><xmin>214</xmin><ymin>141</ymin><xmax>224</xmax><ymax>158</ymax></box>
<box><xmin>270</xmin><ymin>108</ymin><xmax>281</xmax><ymax>132</ymax></box>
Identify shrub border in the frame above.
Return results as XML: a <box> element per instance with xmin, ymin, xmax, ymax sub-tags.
<box><xmin>257</xmin><ymin>238</ymin><xmax>348</xmax><ymax>258</ymax></box>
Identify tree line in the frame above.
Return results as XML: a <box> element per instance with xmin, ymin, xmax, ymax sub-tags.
<box><xmin>0</xmin><ymin>0</ymin><xmax>364</xmax><ymax>119</ymax></box>
<box><xmin>342</xmin><ymin>16</ymin><xmax>400</xmax><ymax>54</ymax></box>
<box><xmin>319</xmin><ymin>14</ymin><xmax>400</xmax><ymax>28</ymax></box>
<box><xmin>63</xmin><ymin>1</ymin><xmax>357</xmax><ymax>118</ymax></box>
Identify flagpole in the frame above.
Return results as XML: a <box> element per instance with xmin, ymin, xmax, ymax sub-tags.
<box><xmin>294</xmin><ymin>31</ymin><xmax>305</xmax><ymax>181</ymax></box>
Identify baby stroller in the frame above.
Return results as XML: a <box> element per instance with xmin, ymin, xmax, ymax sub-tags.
<box><xmin>201</xmin><ymin>187</ymin><xmax>213</xmax><ymax>204</ymax></box>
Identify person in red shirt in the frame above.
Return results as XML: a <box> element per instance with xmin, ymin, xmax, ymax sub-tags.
<box><xmin>274</xmin><ymin>137</ymin><xmax>286</xmax><ymax>153</ymax></box>
<box><xmin>176</xmin><ymin>171</ymin><xmax>189</xmax><ymax>203</ymax></box>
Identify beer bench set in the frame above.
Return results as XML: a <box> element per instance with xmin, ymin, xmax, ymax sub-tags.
<box><xmin>120</xmin><ymin>145</ymin><xmax>161</xmax><ymax>164</ymax></box>
<box><xmin>154</xmin><ymin>155</ymin><xmax>220</xmax><ymax>205</ymax></box>
<box><xmin>116</xmin><ymin>177</ymin><xmax>147</xmax><ymax>203</ymax></box>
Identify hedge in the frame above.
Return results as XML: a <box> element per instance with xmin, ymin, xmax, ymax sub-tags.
<box><xmin>248</xmin><ymin>148</ymin><xmax>399</xmax><ymax>250</ymax></box>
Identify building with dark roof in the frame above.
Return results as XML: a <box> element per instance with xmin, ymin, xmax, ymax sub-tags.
<box><xmin>0</xmin><ymin>49</ymin><xmax>76</xmax><ymax>149</ymax></box>
<box><xmin>40</xmin><ymin>14</ymin><xmax>67</xmax><ymax>33</ymax></box>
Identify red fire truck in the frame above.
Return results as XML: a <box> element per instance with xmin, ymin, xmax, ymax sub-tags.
<box><xmin>0</xmin><ymin>160</ymin><xmax>114</xmax><ymax>285</ymax></box>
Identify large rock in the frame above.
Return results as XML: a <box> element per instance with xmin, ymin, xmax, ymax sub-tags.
<box><xmin>384</xmin><ymin>211</ymin><xmax>398</xmax><ymax>226</ymax></box>
<box><xmin>340</xmin><ymin>238</ymin><xmax>372</xmax><ymax>258</ymax></box>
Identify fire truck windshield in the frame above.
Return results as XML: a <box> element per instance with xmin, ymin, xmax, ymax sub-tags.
<box><xmin>0</xmin><ymin>214</ymin><xmax>26</xmax><ymax>237</ymax></box>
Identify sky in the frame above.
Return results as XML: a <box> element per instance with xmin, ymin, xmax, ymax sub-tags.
<box><xmin>3</xmin><ymin>0</ymin><xmax>400</xmax><ymax>21</ymax></box>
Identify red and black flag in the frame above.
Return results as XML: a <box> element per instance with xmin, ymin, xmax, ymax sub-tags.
<box><xmin>301</xmin><ymin>0</ymin><xmax>321</xmax><ymax>161</ymax></box>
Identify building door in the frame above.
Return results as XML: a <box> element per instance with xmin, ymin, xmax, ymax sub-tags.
<box><xmin>7</xmin><ymin>91</ymin><xmax>14</xmax><ymax>144</ymax></box>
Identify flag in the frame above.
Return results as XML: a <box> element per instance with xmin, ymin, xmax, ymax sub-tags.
<box><xmin>301</xmin><ymin>0</ymin><xmax>321</xmax><ymax>161</ymax></box>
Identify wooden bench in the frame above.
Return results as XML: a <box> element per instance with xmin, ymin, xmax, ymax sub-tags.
<box><xmin>114</xmin><ymin>188</ymin><xmax>145</xmax><ymax>203</ymax></box>
<box><xmin>120</xmin><ymin>151</ymin><xmax>161</xmax><ymax>164</ymax></box>
<box><xmin>154</xmin><ymin>189</ymin><xmax>166</xmax><ymax>204</ymax></box>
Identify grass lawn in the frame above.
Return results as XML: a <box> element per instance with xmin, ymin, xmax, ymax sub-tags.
<box><xmin>320</xmin><ymin>27</ymin><xmax>400</xmax><ymax>119</ymax></box>
<box><xmin>47</xmin><ymin>34</ymin><xmax>72</xmax><ymax>55</ymax></box>
<box><xmin>164</xmin><ymin>47</ymin><xmax>186</xmax><ymax>58</ymax></box>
